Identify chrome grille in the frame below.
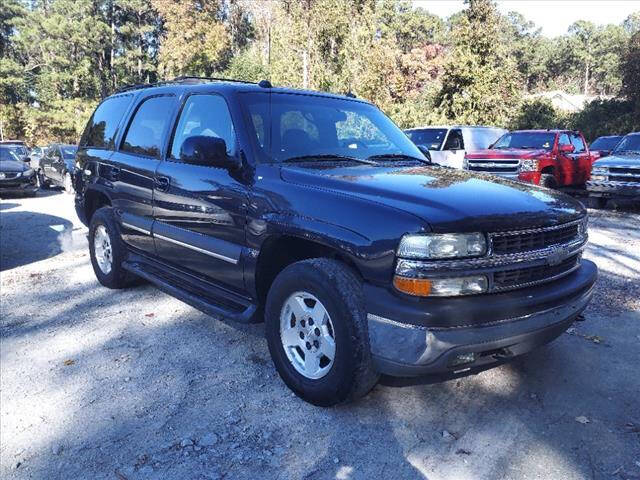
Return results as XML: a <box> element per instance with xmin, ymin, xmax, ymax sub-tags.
<box><xmin>608</xmin><ymin>166</ymin><xmax>640</xmax><ymax>183</ymax></box>
<box><xmin>467</xmin><ymin>158</ymin><xmax>520</xmax><ymax>174</ymax></box>
<box><xmin>493</xmin><ymin>254</ymin><xmax>580</xmax><ymax>290</ymax></box>
<box><xmin>0</xmin><ymin>172</ymin><xmax>20</xmax><ymax>179</ymax></box>
<box><xmin>491</xmin><ymin>223</ymin><xmax>580</xmax><ymax>255</ymax></box>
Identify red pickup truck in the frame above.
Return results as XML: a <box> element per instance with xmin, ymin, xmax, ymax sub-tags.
<box><xmin>464</xmin><ymin>130</ymin><xmax>595</xmax><ymax>188</ymax></box>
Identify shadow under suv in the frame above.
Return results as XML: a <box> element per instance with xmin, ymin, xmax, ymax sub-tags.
<box><xmin>75</xmin><ymin>77</ymin><xmax>597</xmax><ymax>406</ymax></box>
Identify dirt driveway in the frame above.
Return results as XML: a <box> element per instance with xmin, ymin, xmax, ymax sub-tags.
<box><xmin>1</xmin><ymin>191</ymin><xmax>639</xmax><ymax>480</ymax></box>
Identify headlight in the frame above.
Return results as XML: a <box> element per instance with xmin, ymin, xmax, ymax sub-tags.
<box><xmin>393</xmin><ymin>274</ymin><xmax>488</xmax><ymax>297</ymax></box>
<box><xmin>591</xmin><ymin>167</ymin><xmax>607</xmax><ymax>174</ymax></box>
<box><xmin>520</xmin><ymin>159</ymin><xmax>539</xmax><ymax>172</ymax></box>
<box><xmin>590</xmin><ymin>175</ymin><xmax>606</xmax><ymax>181</ymax></box>
<box><xmin>397</xmin><ymin>233</ymin><xmax>486</xmax><ymax>259</ymax></box>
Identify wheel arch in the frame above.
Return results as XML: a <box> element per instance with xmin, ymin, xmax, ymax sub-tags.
<box><xmin>84</xmin><ymin>187</ymin><xmax>112</xmax><ymax>225</ymax></box>
<box><xmin>252</xmin><ymin>233</ymin><xmax>365</xmax><ymax>310</ymax></box>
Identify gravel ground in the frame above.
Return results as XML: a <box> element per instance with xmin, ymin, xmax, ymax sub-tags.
<box><xmin>1</xmin><ymin>190</ymin><xmax>639</xmax><ymax>480</ymax></box>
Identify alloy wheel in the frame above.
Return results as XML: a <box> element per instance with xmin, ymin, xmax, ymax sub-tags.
<box><xmin>279</xmin><ymin>291</ymin><xmax>336</xmax><ymax>380</ymax></box>
<box><xmin>93</xmin><ymin>225</ymin><xmax>113</xmax><ymax>274</ymax></box>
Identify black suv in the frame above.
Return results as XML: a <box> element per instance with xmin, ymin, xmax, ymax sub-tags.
<box><xmin>75</xmin><ymin>78</ymin><xmax>597</xmax><ymax>406</ymax></box>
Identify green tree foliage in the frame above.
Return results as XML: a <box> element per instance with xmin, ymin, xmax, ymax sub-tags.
<box><xmin>436</xmin><ymin>0</ymin><xmax>521</xmax><ymax>126</ymax></box>
<box><xmin>511</xmin><ymin>98</ymin><xmax>563</xmax><ymax>130</ymax></box>
<box><xmin>1</xmin><ymin>0</ymin><xmax>638</xmax><ymax>144</ymax></box>
<box><xmin>570</xmin><ymin>99</ymin><xmax>638</xmax><ymax>141</ymax></box>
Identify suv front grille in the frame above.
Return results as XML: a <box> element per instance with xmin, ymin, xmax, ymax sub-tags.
<box><xmin>607</xmin><ymin>166</ymin><xmax>640</xmax><ymax>183</ymax></box>
<box><xmin>493</xmin><ymin>254</ymin><xmax>580</xmax><ymax>289</ymax></box>
<box><xmin>491</xmin><ymin>223</ymin><xmax>580</xmax><ymax>255</ymax></box>
<box><xmin>467</xmin><ymin>158</ymin><xmax>520</xmax><ymax>174</ymax></box>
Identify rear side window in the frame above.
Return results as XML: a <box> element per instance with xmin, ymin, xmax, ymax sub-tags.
<box><xmin>80</xmin><ymin>95</ymin><xmax>133</xmax><ymax>149</ymax></box>
<box><xmin>558</xmin><ymin>133</ymin><xmax>571</xmax><ymax>146</ymax></box>
<box><xmin>443</xmin><ymin>129</ymin><xmax>464</xmax><ymax>150</ymax></box>
<box><xmin>121</xmin><ymin>96</ymin><xmax>175</xmax><ymax>158</ymax></box>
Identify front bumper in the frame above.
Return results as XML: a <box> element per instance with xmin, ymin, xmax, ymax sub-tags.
<box><xmin>586</xmin><ymin>180</ymin><xmax>640</xmax><ymax>198</ymax></box>
<box><xmin>365</xmin><ymin>260</ymin><xmax>597</xmax><ymax>377</ymax></box>
<box><xmin>0</xmin><ymin>177</ymin><xmax>38</xmax><ymax>195</ymax></box>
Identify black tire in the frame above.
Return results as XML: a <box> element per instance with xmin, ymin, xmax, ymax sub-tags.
<box><xmin>88</xmin><ymin>207</ymin><xmax>130</xmax><ymax>289</ymax></box>
<box><xmin>596</xmin><ymin>197</ymin><xmax>607</xmax><ymax>209</ymax></box>
<box><xmin>541</xmin><ymin>174</ymin><xmax>557</xmax><ymax>189</ymax></box>
<box><xmin>265</xmin><ymin>258</ymin><xmax>379</xmax><ymax>406</ymax></box>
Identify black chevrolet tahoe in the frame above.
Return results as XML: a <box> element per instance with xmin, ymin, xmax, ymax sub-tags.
<box><xmin>75</xmin><ymin>78</ymin><xmax>597</xmax><ymax>406</ymax></box>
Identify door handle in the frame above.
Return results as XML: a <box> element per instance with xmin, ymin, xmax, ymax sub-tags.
<box><xmin>155</xmin><ymin>176</ymin><xmax>170</xmax><ymax>192</ymax></box>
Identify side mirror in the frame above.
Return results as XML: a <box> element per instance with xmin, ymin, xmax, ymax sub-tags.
<box><xmin>417</xmin><ymin>145</ymin><xmax>432</xmax><ymax>163</ymax></box>
<box><xmin>559</xmin><ymin>144</ymin><xmax>575</xmax><ymax>153</ymax></box>
<box><xmin>180</xmin><ymin>136</ymin><xmax>240</xmax><ymax>170</ymax></box>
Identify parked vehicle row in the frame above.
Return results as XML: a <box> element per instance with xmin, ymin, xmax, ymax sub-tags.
<box><xmin>0</xmin><ymin>142</ymin><xmax>78</xmax><ymax>197</ymax></box>
<box><xmin>404</xmin><ymin>125</ymin><xmax>638</xmax><ymax>205</ymax></box>
<box><xmin>587</xmin><ymin>132</ymin><xmax>640</xmax><ymax>204</ymax></box>
<box><xmin>72</xmin><ymin>77</ymin><xmax>596</xmax><ymax>406</ymax></box>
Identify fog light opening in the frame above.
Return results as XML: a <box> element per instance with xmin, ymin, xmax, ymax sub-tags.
<box><xmin>450</xmin><ymin>352</ymin><xmax>476</xmax><ymax>367</ymax></box>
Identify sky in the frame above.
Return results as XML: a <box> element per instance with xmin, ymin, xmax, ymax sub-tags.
<box><xmin>413</xmin><ymin>0</ymin><xmax>640</xmax><ymax>37</ymax></box>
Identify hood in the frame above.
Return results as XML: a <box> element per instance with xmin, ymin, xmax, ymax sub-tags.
<box><xmin>593</xmin><ymin>152</ymin><xmax>640</xmax><ymax>168</ymax></box>
<box><xmin>465</xmin><ymin>148</ymin><xmax>548</xmax><ymax>159</ymax></box>
<box><xmin>280</xmin><ymin>163</ymin><xmax>585</xmax><ymax>232</ymax></box>
<box><xmin>0</xmin><ymin>159</ymin><xmax>29</xmax><ymax>173</ymax></box>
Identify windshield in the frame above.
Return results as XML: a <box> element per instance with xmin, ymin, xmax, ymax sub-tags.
<box><xmin>240</xmin><ymin>92</ymin><xmax>424</xmax><ymax>163</ymax></box>
<box><xmin>613</xmin><ymin>134</ymin><xmax>640</xmax><ymax>153</ymax></box>
<box><xmin>492</xmin><ymin>132</ymin><xmax>556</xmax><ymax>151</ymax></box>
<box><xmin>590</xmin><ymin>136</ymin><xmax>622</xmax><ymax>151</ymax></box>
<box><xmin>404</xmin><ymin>128</ymin><xmax>448</xmax><ymax>151</ymax></box>
<box><xmin>61</xmin><ymin>146</ymin><xmax>78</xmax><ymax>159</ymax></box>
<box><xmin>5</xmin><ymin>145</ymin><xmax>27</xmax><ymax>156</ymax></box>
<box><xmin>0</xmin><ymin>147</ymin><xmax>20</xmax><ymax>162</ymax></box>
<box><xmin>460</xmin><ymin>127</ymin><xmax>507</xmax><ymax>151</ymax></box>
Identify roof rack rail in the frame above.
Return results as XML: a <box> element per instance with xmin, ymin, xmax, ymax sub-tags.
<box><xmin>115</xmin><ymin>76</ymin><xmax>257</xmax><ymax>93</ymax></box>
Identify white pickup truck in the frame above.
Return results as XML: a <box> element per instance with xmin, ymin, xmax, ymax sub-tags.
<box><xmin>404</xmin><ymin>125</ymin><xmax>507</xmax><ymax>169</ymax></box>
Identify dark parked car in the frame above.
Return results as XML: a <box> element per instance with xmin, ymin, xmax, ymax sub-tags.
<box><xmin>0</xmin><ymin>146</ymin><xmax>38</xmax><ymax>197</ymax></box>
<box><xmin>75</xmin><ymin>78</ymin><xmax>597</xmax><ymax>406</ymax></box>
<box><xmin>0</xmin><ymin>140</ymin><xmax>30</xmax><ymax>164</ymax></box>
<box><xmin>589</xmin><ymin>135</ymin><xmax>623</xmax><ymax>159</ymax></box>
<box><xmin>588</xmin><ymin>132</ymin><xmax>640</xmax><ymax>206</ymax></box>
<box><xmin>39</xmin><ymin>144</ymin><xmax>78</xmax><ymax>193</ymax></box>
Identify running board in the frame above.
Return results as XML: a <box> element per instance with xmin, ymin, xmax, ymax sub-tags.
<box><xmin>122</xmin><ymin>255</ymin><xmax>258</xmax><ymax>324</ymax></box>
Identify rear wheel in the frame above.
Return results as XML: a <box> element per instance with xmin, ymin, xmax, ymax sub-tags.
<box><xmin>88</xmin><ymin>207</ymin><xmax>130</xmax><ymax>289</ymax></box>
<box><xmin>541</xmin><ymin>174</ymin><xmax>557</xmax><ymax>189</ymax></box>
<box><xmin>265</xmin><ymin>258</ymin><xmax>379</xmax><ymax>406</ymax></box>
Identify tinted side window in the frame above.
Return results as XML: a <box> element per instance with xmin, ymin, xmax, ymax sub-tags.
<box><xmin>121</xmin><ymin>96</ymin><xmax>175</xmax><ymax>158</ymax></box>
<box><xmin>80</xmin><ymin>95</ymin><xmax>133</xmax><ymax>149</ymax></box>
<box><xmin>571</xmin><ymin>133</ymin><xmax>586</xmax><ymax>153</ymax></box>
<box><xmin>443</xmin><ymin>129</ymin><xmax>464</xmax><ymax>150</ymax></box>
<box><xmin>170</xmin><ymin>94</ymin><xmax>236</xmax><ymax>160</ymax></box>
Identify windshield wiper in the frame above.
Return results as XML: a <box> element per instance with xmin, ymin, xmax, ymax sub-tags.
<box><xmin>282</xmin><ymin>154</ymin><xmax>377</xmax><ymax>165</ymax></box>
<box><xmin>366</xmin><ymin>153</ymin><xmax>428</xmax><ymax>163</ymax></box>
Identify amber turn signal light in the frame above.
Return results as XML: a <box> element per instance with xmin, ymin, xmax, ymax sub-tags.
<box><xmin>393</xmin><ymin>276</ymin><xmax>432</xmax><ymax>297</ymax></box>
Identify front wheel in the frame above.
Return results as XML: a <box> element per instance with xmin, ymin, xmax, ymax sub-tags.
<box><xmin>265</xmin><ymin>258</ymin><xmax>379</xmax><ymax>406</ymax></box>
<box><xmin>88</xmin><ymin>207</ymin><xmax>130</xmax><ymax>289</ymax></box>
<box><xmin>541</xmin><ymin>174</ymin><xmax>558</xmax><ymax>189</ymax></box>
